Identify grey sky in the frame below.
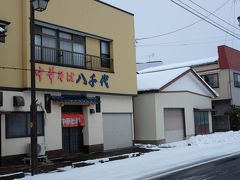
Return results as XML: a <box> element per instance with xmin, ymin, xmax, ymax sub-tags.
<box><xmin>101</xmin><ymin>0</ymin><xmax>240</xmax><ymax>64</ymax></box>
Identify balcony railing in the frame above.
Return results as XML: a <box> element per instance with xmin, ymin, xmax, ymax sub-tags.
<box><xmin>35</xmin><ymin>45</ymin><xmax>114</xmax><ymax>73</ymax></box>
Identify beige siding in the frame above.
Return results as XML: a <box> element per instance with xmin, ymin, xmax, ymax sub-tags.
<box><xmin>134</xmin><ymin>93</ymin><xmax>157</xmax><ymax>141</ymax></box>
<box><xmin>197</xmin><ymin>69</ymin><xmax>231</xmax><ymax>100</ymax></box>
<box><xmin>0</xmin><ymin>0</ymin><xmax>137</xmax><ymax>95</ymax></box>
<box><xmin>194</xmin><ymin>64</ymin><xmax>219</xmax><ymax>72</ymax></box>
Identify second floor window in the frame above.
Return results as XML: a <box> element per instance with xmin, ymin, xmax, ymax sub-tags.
<box><xmin>100</xmin><ymin>41</ymin><xmax>110</xmax><ymax>68</ymax></box>
<box><xmin>234</xmin><ymin>73</ymin><xmax>240</xmax><ymax>88</ymax></box>
<box><xmin>201</xmin><ymin>73</ymin><xmax>219</xmax><ymax>88</ymax></box>
<box><xmin>35</xmin><ymin>26</ymin><xmax>86</xmax><ymax>67</ymax></box>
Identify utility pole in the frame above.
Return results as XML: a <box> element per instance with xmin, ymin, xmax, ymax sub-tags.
<box><xmin>29</xmin><ymin>0</ymin><xmax>49</xmax><ymax>175</ymax></box>
<box><xmin>30</xmin><ymin>0</ymin><xmax>38</xmax><ymax>175</ymax></box>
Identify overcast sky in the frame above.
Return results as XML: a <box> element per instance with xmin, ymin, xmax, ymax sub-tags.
<box><xmin>101</xmin><ymin>0</ymin><xmax>240</xmax><ymax>65</ymax></box>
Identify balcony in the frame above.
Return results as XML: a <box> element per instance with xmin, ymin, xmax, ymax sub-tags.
<box><xmin>34</xmin><ymin>45</ymin><xmax>114</xmax><ymax>73</ymax></box>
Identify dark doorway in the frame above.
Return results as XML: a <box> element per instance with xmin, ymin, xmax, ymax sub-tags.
<box><xmin>62</xmin><ymin>126</ymin><xmax>83</xmax><ymax>154</ymax></box>
<box><xmin>62</xmin><ymin>105</ymin><xmax>84</xmax><ymax>154</ymax></box>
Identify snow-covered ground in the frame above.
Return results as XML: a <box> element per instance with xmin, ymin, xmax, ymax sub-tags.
<box><xmin>22</xmin><ymin>131</ymin><xmax>240</xmax><ymax>180</ymax></box>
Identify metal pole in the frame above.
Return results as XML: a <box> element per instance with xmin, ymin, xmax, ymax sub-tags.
<box><xmin>30</xmin><ymin>0</ymin><xmax>38</xmax><ymax>175</ymax></box>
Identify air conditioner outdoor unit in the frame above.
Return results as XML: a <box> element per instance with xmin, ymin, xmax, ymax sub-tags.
<box><xmin>27</xmin><ymin>143</ymin><xmax>46</xmax><ymax>157</ymax></box>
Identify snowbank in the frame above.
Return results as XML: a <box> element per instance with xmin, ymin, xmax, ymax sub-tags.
<box><xmin>22</xmin><ymin>131</ymin><xmax>240</xmax><ymax>180</ymax></box>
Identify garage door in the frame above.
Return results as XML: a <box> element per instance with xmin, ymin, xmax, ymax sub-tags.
<box><xmin>103</xmin><ymin>113</ymin><xmax>133</xmax><ymax>151</ymax></box>
<box><xmin>164</xmin><ymin>109</ymin><xmax>185</xmax><ymax>143</ymax></box>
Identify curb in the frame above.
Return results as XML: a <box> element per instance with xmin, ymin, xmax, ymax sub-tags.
<box><xmin>0</xmin><ymin>172</ymin><xmax>25</xmax><ymax>180</ymax></box>
<box><xmin>143</xmin><ymin>151</ymin><xmax>240</xmax><ymax>180</ymax></box>
<box><xmin>72</xmin><ymin>152</ymin><xmax>143</xmax><ymax>168</ymax></box>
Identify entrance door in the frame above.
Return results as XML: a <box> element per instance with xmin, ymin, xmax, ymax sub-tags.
<box><xmin>164</xmin><ymin>109</ymin><xmax>185</xmax><ymax>143</ymax></box>
<box><xmin>62</xmin><ymin>105</ymin><xmax>83</xmax><ymax>154</ymax></box>
<box><xmin>194</xmin><ymin>111</ymin><xmax>209</xmax><ymax>135</ymax></box>
<box><xmin>62</xmin><ymin>126</ymin><xmax>83</xmax><ymax>154</ymax></box>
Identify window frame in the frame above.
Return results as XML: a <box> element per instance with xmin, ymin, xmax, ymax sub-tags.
<box><xmin>233</xmin><ymin>72</ymin><xmax>240</xmax><ymax>88</ymax></box>
<box><xmin>201</xmin><ymin>73</ymin><xmax>219</xmax><ymax>88</ymax></box>
<box><xmin>6</xmin><ymin>112</ymin><xmax>44</xmax><ymax>139</ymax></box>
<box><xmin>100</xmin><ymin>40</ymin><xmax>111</xmax><ymax>68</ymax></box>
<box><xmin>35</xmin><ymin>26</ymin><xmax>86</xmax><ymax>67</ymax></box>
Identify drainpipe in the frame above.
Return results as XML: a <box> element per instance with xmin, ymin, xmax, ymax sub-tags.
<box><xmin>132</xmin><ymin>96</ymin><xmax>136</xmax><ymax>146</ymax></box>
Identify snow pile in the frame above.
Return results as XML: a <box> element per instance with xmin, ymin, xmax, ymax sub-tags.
<box><xmin>146</xmin><ymin>131</ymin><xmax>240</xmax><ymax>149</ymax></box>
<box><xmin>138</xmin><ymin>56</ymin><xmax>218</xmax><ymax>74</ymax></box>
<box><xmin>188</xmin><ymin>131</ymin><xmax>240</xmax><ymax>146</ymax></box>
<box><xmin>165</xmin><ymin>131</ymin><xmax>240</xmax><ymax>148</ymax></box>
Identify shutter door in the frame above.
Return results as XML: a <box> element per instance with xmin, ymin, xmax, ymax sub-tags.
<box><xmin>164</xmin><ymin>109</ymin><xmax>185</xmax><ymax>143</ymax></box>
<box><xmin>103</xmin><ymin>113</ymin><xmax>133</xmax><ymax>151</ymax></box>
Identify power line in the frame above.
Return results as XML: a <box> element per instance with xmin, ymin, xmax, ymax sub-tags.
<box><xmin>188</xmin><ymin>0</ymin><xmax>240</xmax><ymax>31</ymax></box>
<box><xmin>175</xmin><ymin>0</ymin><xmax>240</xmax><ymax>37</ymax></box>
<box><xmin>136</xmin><ymin>38</ymin><xmax>232</xmax><ymax>48</ymax></box>
<box><xmin>170</xmin><ymin>0</ymin><xmax>240</xmax><ymax>40</ymax></box>
<box><xmin>135</xmin><ymin>0</ymin><xmax>231</xmax><ymax>41</ymax></box>
<box><xmin>137</xmin><ymin>35</ymin><xmax>233</xmax><ymax>46</ymax></box>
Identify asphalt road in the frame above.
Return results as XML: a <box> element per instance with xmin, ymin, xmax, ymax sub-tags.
<box><xmin>153</xmin><ymin>154</ymin><xmax>240</xmax><ymax>180</ymax></box>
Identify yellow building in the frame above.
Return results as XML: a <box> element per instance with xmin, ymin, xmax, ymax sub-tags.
<box><xmin>0</xmin><ymin>0</ymin><xmax>136</xmax><ymax>165</ymax></box>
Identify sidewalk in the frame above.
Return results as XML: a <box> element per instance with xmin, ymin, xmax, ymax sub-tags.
<box><xmin>0</xmin><ymin>146</ymin><xmax>153</xmax><ymax>179</ymax></box>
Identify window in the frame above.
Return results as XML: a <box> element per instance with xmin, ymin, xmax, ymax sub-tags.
<box><xmin>100</xmin><ymin>41</ymin><xmax>110</xmax><ymax>68</ymax></box>
<box><xmin>35</xmin><ymin>26</ymin><xmax>85</xmax><ymax>67</ymax></box>
<box><xmin>234</xmin><ymin>73</ymin><xmax>240</xmax><ymax>88</ymax></box>
<box><xmin>6</xmin><ymin>112</ymin><xmax>44</xmax><ymax>138</ymax></box>
<box><xmin>95</xmin><ymin>96</ymin><xmax>101</xmax><ymax>113</ymax></box>
<box><xmin>201</xmin><ymin>74</ymin><xmax>219</xmax><ymax>88</ymax></box>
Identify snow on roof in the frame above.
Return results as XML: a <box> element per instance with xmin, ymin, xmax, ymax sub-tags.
<box><xmin>0</xmin><ymin>27</ymin><xmax>4</xmax><ymax>32</ymax></box>
<box><xmin>137</xmin><ymin>67</ymin><xmax>190</xmax><ymax>92</ymax></box>
<box><xmin>138</xmin><ymin>56</ymin><xmax>218</xmax><ymax>74</ymax></box>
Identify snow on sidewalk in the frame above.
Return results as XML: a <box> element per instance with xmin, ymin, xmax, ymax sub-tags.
<box><xmin>22</xmin><ymin>131</ymin><xmax>240</xmax><ymax>180</ymax></box>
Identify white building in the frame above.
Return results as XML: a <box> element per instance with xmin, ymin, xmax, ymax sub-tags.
<box><xmin>134</xmin><ymin>67</ymin><xmax>218</xmax><ymax>144</ymax></box>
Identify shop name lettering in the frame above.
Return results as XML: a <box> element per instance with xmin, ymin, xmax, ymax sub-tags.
<box><xmin>36</xmin><ymin>66</ymin><xmax>109</xmax><ymax>88</ymax></box>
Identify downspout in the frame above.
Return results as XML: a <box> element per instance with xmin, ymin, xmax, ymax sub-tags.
<box><xmin>36</xmin><ymin>102</ymin><xmax>47</xmax><ymax>148</ymax></box>
<box><xmin>228</xmin><ymin>69</ymin><xmax>233</xmax><ymax>106</ymax></box>
<box><xmin>132</xmin><ymin>96</ymin><xmax>136</xmax><ymax>145</ymax></box>
<box><xmin>228</xmin><ymin>69</ymin><xmax>232</xmax><ymax>130</ymax></box>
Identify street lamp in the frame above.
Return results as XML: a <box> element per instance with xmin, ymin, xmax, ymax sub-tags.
<box><xmin>30</xmin><ymin>0</ymin><xmax>49</xmax><ymax>176</ymax></box>
<box><xmin>32</xmin><ymin>0</ymin><xmax>49</xmax><ymax>12</ymax></box>
<box><xmin>237</xmin><ymin>16</ymin><xmax>240</xmax><ymax>27</ymax></box>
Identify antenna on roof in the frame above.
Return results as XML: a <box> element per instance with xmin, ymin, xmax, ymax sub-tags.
<box><xmin>145</xmin><ymin>53</ymin><xmax>154</xmax><ymax>62</ymax></box>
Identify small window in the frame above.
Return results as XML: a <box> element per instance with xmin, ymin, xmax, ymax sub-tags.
<box><xmin>201</xmin><ymin>74</ymin><xmax>219</xmax><ymax>88</ymax></box>
<box><xmin>234</xmin><ymin>73</ymin><xmax>240</xmax><ymax>88</ymax></box>
<box><xmin>42</xmin><ymin>28</ymin><xmax>56</xmax><ymax>36</ymax></box>
<box><xmin>100</xmin><ymin>41</ymin><xmax>110</xmax><ymax>68</ymax></box>
<box><xmin>6</xmin><ymin>112</ymin><xmax>44</xmax><ymax>138</ymax></box>
<box><xmin>59</xmin><ymin>32</ymin><xmax>72</xmax><ymax>40</ymax></box>
<box><xmin>95</xmin><ymin>96</ymin><xmax>101</xmax><ymax>113</ymax></box>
